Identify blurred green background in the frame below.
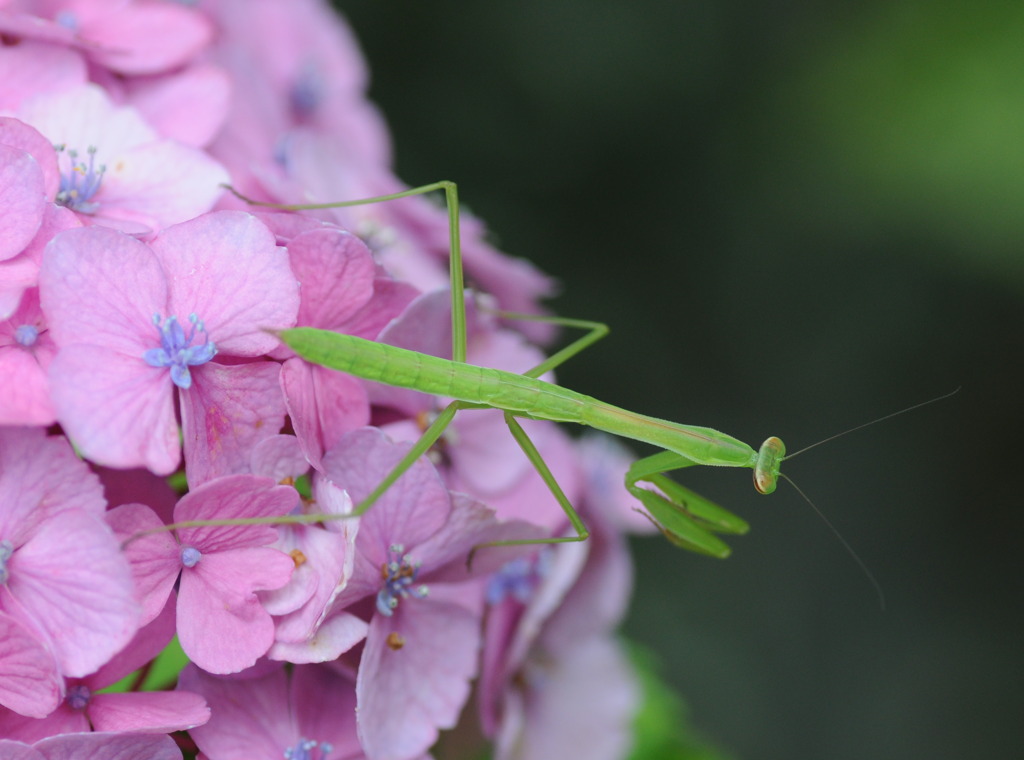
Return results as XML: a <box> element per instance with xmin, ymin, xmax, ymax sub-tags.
<box><xmin>340</xmin><ymin>2</ymin><xmax>1023</xmax><ymax>757</ymax></box>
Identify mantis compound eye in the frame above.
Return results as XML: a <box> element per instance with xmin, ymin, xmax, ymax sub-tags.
<box><xmin>753</xmin><ymin>436</ymin><xmax>786</xmax><ymax>494</ymax></box>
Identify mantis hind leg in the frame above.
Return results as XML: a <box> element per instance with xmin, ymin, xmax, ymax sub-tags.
<box><xmin>478</xmin><ymin>309</ymin><xmax>609</xmax><ymax>379</ymax></box>
<box><xmin>626</xmin><ymin>451</ymin><xmax>749</xmax><ymax>559</ymax></box>
<box><xmin>469</xmin><ymin>412</ymin><xmax>590</xmax><ymax>562</ymax></box>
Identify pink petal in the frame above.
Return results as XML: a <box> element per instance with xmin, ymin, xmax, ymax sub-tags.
<box><xmin>17</xmin><ymin>85</ymin><xmax>156</xmax><ymax>167</ymax></box>
<box><xmin>103</xmin><ymin>504</ymin><xmax>180</xmax><ymax>627</ymax></box>
<box><xmin>0</xmin><ymin>342</ymin><xmax>56</xmax><ymax>427</ymax></box>
<box><xmin>179</xmin><ymin>664</ymin><xmax>295</xmax><ymax>760</ymax></box>
<box><xmin>291</xmin><ymin>664</ymin><xmax>363</xmax><ymax>757</ymax></box>
<box><xmin>0</xmin><ymin>145</ymin><xmax>45</xmax><ymax>262</ymax></box>
<box><xmin>321</xmin><ymin>428</ymin><xmax>451</xmax><ymax>569</ymax></box>
<box><xmin>288</xmin><ymin>228</ymin><xmax>376</xmax><ymax>329</ymax></box>
<box><xmin>87</xmin><ymin>690</ymin><xmax>209</xmax><ymax>734</ymax></box>
<box><xmin>541</xmin><ymin>520</ymin><xmax>633</xmax><ymax>652</ymax></box>
<box><xmin>0</xmin><ymin>741</ymin><xmax>39</xmax><ymax>760</ymax></box>
<box><xmin>96</xmin><ymin>140</ymin><xmax>229</xmax><ymax>230</ymax></box>
<box><xmin>340</xmin><ymin>276</ymin><xmax>419</xmax><ymax>340</ymax></box>
<box><xmin>127</xmin><ymin>64</ymin><xmax>230</xmax><ymax>148</ymax></box>
<box><xmin>0</xmin><ymin>698</ymin><xmax>85</xmax><ymax>744</ymax></box>
<box><xmin>250</xmin><ymin>434</ymin><xmax>309</xmax><ymax>482</ymax></box>
<box><xmin>177</xmin><ymin>549</ymin><xmax>294</xmax><ymax>674</ymax></box>
<box><xmin>416</xmin><ymin>494</ymin><xmax>548</xmax><ymax>582</ymax></box>
<box><xmin>265</xmin><ymin>508</ymin><xmax>354</xmax><ymax>642</ymax></box>
<box><xmin>281</xmin><ymin>358</ymin><xmax>370</xmax><ymax>471</ymax></box>
<box><xmin>0</xmin><ymin>614</ymin><xmax>61</xmax><ymax>719</ymax></box>
<box><xmin>0</xmin><ymin>41</ymin><xmax>86</xmax><ymax>111</ymax></box>
<box><xmin>0</xmin><ymin>204</ymin><xmax>81</xmax><ymax>322</ymax></box>
<box><xmin>9</xmin><ymin>510</ymin><xmax>139</xmax><ymax>677</ymax></box>
<box><xmin>47</xmin><ymin>345</ymin><xmax>179</xmax><ymax>474</ymax></box>
<box><xmin>495</xmin><ymin>637</ymin><xmax>638</xmax><ymax>760</ymax></box>
<box><xmin>0</xmin><ymin>117</ymin><xmax>60</xmax><ymax>200</ymax></box>
<box><xmin>31</xmin><ymin>732</ymin><xmax>182</xmax><ymax>760</ymax></box>
<box><xmin>268</xmin><ymin>612</ymin><xmax>368</xmax><ymax>664</ymax></box>
<box><xmin>357</xmin><ymin>599</ymin><xmax>481</xmax><ymax>760</ymax></box>
<box><xmin>83</xmin><ymin>2</ymin><xmax>213</xmax><ymax>75</ymax></box>
<box><xmin>174</xmin><ymin>475</ymin><xmax>298</xmax><ymax>554</ymax></box>
<box><xmin>39</xmin><ymin>225</ymin><xmax>168</xmax><ymax>354</ymax></box>
<box><xmin>499</xmin><ymin>543</ymin><xmax>590</xmax><ymax>680</ymax></box>
<box><xmin>0</xmin><ymin>427</ymin><xmax>104</xmax><ymax>542</ymax></box>
<box><xmin>88</xmin><ymin>596</ymin><xmax>177</xmax><ymax>688</ymax></box>
<box><xmin>150</xmin><ymin>212</ymin><xmax>299</xmax><ymax>356</ymax></box>
<box><xmin>180</xmin><ymin>360</ymin><xmax>287</xmax><ymax>487</ymax></box>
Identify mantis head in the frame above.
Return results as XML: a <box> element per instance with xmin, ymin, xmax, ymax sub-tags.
<box><xmin>753</xmin><ymin>436</ymin><xmax>785</xmax><ymax>494</ymax></box>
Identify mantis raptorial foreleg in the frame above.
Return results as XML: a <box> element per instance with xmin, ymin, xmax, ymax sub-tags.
<box><xmin>626</xmin><ymin>452</ymin><xmax>749</xmax><ymax>558</ymax></box>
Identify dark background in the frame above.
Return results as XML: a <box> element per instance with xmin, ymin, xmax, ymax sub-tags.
<box><xmin>339</xmin><ymin>2</ymin><xmax>1023</xmax><ymax>757</ymax></box>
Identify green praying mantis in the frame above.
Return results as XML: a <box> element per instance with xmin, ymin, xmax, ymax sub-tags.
<box><xmin>232</xmin><ymin>180</ymin><xmax>775</xmax><ymax>560</ymax></box>
<box><xmin>155</xmin><ymin>180</ymin><xmax>954</xmax><ymax>605</ymax></box>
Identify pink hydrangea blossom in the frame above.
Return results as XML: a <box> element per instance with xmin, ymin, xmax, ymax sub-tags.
<box><xmin>39</xmin><ymin>211</ymin><xmax>298</xmax><ymax>477</ymax></box>
<box><xmin>0</xmin><ymin>428</ymin><xmax>138</xmax><ymax>716</ymax></box>
<box><xmin>0</xmin><ymin>602</ymin><xmax>208</xmax><ymax>741</ymax></box>
<box><xmin>0</xmin><ymin>0</ymin><xmax>212</xmax><ymax>76</ymax></box>
<box><xmin>0</xmin><ymin>731</ymin><xmax>182</xmax><ymax>760</ymax></box>
<box><xmin>15</xmin><ymin>84</ymin><xmax>229</xmax><ymax>233</ymax></box>
<box><xmin>320</xmin><ymin>428</ymin><xmax>543</xmax><ymax>760</ymax></box>
<box><xmin>179</xmin><ymin>662</ymin><xmax>365</xmax><ymax>760</ymax></box>
<box><xmin>0</xmin><ymin>289</ymin><xmax>57</xmax><ymax>425</ymax></box>
<box><xmin>118</xmin><ymin>474</ymin><xmax>298</xmax><ymax>674</ymax></box>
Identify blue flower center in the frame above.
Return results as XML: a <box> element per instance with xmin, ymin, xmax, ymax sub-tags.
<box><xmin>66</xmin><ymin>683</ymin><xmax>91</xmax><ymax>710</ymax></box>
<box><xmin>486</xmin><ymin>550</ymin><xmax>551</xmax><ymax>605</ymax></box>
<box><xmin>376</xmin><ymin>544</ymin><xmax>428</xmax><ymax>617</ymax></box>
<box><xmin>54</xmin><ymin>144</ymin><xmax>106</xmax><ymax>213</ymax></box>
<box><xmin>54</xmin><ymin>11</ymin><xmax>78</xmax><ymax>30</ymax></box>
<box><xmin>180</xmin><ymin>546</ymin><xmax>202</xmax><ymax>568</ymax></box>
<box><xmin>0</xmin><ymin>540</ymin><xmax>13</xmax><ymax>585</ymax></box>
<box><xmin>289</xmin><ymin>63</ymin><xmax>322</xmax><ymax>121</ymax></box>
<box><xmin>143</xmin><ymin>314</ymin><xmax>216</xmax><ymax>390</ymax></box>
<box><xmin>284</xmin><ymin>738</ymin><xmax>333</xmax><ymax>760</ymax></box>
<box><xmin>14</xmin><ymin>325</ymin><xmax>39</xmax><ymax>347</ymax></box>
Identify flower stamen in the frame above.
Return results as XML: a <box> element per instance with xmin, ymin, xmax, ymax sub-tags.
<box><xmin>376</xmin><ymin>543</ymin><xmax>428</xmax><ymax>617</ymax></box>
<box><xmin>143</xmin><ymin>313</ymin><xmax>217</xmax><ymax>389</ymax></box>
<box><xmin>55</xmin><ymin>145</ymin><xmax>106</xmax><ymax>213</ymax></box>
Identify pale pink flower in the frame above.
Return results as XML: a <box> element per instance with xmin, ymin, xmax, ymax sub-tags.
<box><xmin>480</xmin><ymin>476</ymin><xmax>639</xmax><ymax>760</ymax></box>
<box><xmin>0</xmin><ymin>116</ymin><xmax>79</xmax><ymax>320</ymax></box>
<box><xmin>0</xmin><ymin>428</ymin><xmax>138</xmax><ymax>712</ymax></box>
<box><xmin>244</xmin><ymin>435</ymin><xmax>367</xmax><ymax>664</ymax></box>
<box><xmin>16</xmin><ymin>83</ymin><xmax>228</xmax><ymax>233</ymax></box>
<box><xmin>203</xmin><ymin>0</ymin><xmax>389</xmax><ymax>204</ymax></box>
<box><xmin>0</xmin><ymin>0</ymin><xmax>212</xmax><ymax>76</ymax></box>
<box><xmin>0</xmin><ymin>602</ymin><xmax>208</xmax><ymax>740</ymax></box>
<box><xmin>38</xmin><ymin>212</ymin><xmax>298</xmax><ymax>477</ymax></box>
<box><xmin>113</xmin><ymin>474</ymin><xmax>298</xmax><ymax>675</ymax></box>
<box><xmin>179</xmin><ymin>662</ymin><xmax>364</xmax><ymax>760</ymax></box>
<box><xmin>321</xmin><ymin>428</ymin><xmax>542</xmax><ymax>760</ymax></box>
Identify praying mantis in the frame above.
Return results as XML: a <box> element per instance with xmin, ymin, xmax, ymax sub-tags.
<box><xmin>225</xmin><ymin>180</ymin><xmax>785</xmax><ymax>560</ymax></box>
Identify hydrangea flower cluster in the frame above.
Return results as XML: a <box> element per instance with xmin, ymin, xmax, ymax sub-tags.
<box><xmin>0</xmin><ymin>2</ymin><xmax>655</xmax><ymax>758</ymax></box>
